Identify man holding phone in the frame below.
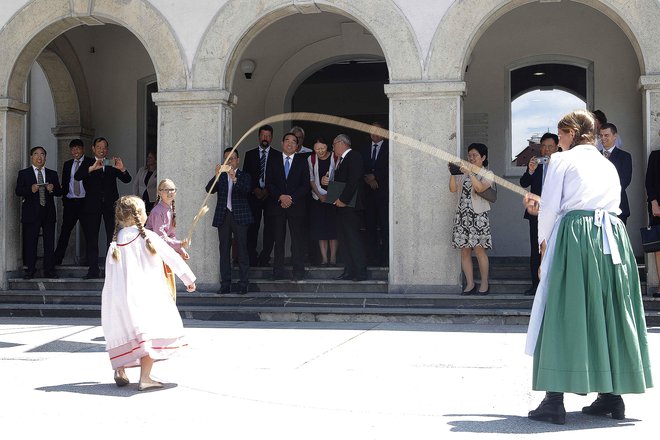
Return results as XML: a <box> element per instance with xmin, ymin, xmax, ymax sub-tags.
<box><xmin>15</xmin><ymin>146</ymin><xmax>62</xmax><ymax>279</ymax></box>
<box><xmin>519</xmin><ymin>132</ymin><xmax>559</xmax><ymax>295</ymax></box>
<box><xmin>74</xmin><ymin>137</ymin><xmax>131</xmax><ymax>278</ymax></box>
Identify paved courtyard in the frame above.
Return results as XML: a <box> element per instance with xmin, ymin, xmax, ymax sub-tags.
<box><xmin>0</xmin><ymin>317</ymin><xmax>658</xmax><ymax>439</ymax></box>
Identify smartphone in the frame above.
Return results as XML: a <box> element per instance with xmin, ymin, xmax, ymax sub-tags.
<box><xmin>449</xmin><ymin>163</ymin><xmax>464</xmax><ymax>175</ymax></box>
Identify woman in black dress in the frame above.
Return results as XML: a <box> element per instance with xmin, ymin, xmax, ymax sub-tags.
<box><xmin>645</xmin><ymin>149</ymin><xmax>660</xmax><ymax>297</ymax></box>
<box><xmin>308</xmin><ymin>138</ymin><xmax>338</xmax><ymax>265</ymax></box>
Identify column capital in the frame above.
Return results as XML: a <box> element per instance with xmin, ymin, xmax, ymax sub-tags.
<box><xmin>51</xmin><ymin>125</ymin><xmax>95</xmax><ymax>139</ymax></box>
<box><xmin>0</xmin><ymin>98</ymin><xmax>29</xmax><ymax>114</ymax></box>
<box><xmin>384</xmin><ymin>81</ymin><xmax>466</xmax><ymax>100</ymax></box>
<box><xmin>639</xmin><ymin>75</ymin><xmax>660</xmax><ymax>91</ymax></box>
<box><xmin>152</xmin><ymin>89</ymin><xmax>238</xmax><ymax>108</ymax></box>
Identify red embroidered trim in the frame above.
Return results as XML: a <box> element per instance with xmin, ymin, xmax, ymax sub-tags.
<box><xmin>117</xmin><ymin>234</ymin><xmax>140</xmax><ymax>247</ymax></box>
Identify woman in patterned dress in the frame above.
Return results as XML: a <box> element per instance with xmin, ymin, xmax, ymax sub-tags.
<box><xmin>449</xmin><ymin>143</ymin><xmax>494</xmax><ymax>295</ymax></box>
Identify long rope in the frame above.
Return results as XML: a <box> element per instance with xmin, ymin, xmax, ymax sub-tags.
<box><xmin>185</xmin><ymin>112</ymin><xmax>528</xmax><ymax>243</ymax></box>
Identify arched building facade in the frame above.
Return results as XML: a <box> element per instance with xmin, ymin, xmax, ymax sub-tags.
<box><xmin>2</xmin><ymin>0</ymin><xmax>660</xmax><ymax>292</ymax></box>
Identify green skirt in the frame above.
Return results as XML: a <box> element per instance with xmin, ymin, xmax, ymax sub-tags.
<box><xmin>533</xmin><ymin>210</ymin><xmax>653</xmax><ymax>394</ymax></box>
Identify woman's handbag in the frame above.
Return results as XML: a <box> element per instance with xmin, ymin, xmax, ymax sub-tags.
<box><xmin>640</xmin><ymin>225</ymin><xmax>660</xmax><ymax>253</ymax></box>
<box><xmin>477</xmin><ymin>182</ymin><xmax>497</xmax><ymax>203</ymax></box>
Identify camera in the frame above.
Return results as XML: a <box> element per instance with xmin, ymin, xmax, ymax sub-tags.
<box><xmin>102</xmin><ymin>158</ymin><xmax>114</xmax><ymax>167</ymax></box>
<box><xmin>448</xmin><ymin>163</ymin><xmax>464</xmax><ymax>175</ymax></box>
<box><xmin>533</xmin><ymin>156</ymin><xmax>549</xmax><ymax>165</ymax></box>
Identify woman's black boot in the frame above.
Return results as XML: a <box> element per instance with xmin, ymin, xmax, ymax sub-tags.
<box><xmin>528</xmin><ymin>391</ymin><xmax>566</xmax><ymax>425</ymax></box>
<box><xmin>582</xmin><ymin>393</ymin><xmax>625</xmax><ymax>419</ymax></box>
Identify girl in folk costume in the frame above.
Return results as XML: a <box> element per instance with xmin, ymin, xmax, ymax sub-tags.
<box><xmin>524</xmin><ymin>110</ymin><xmax>652</xmax><ymax>425</ymax></box>
<box><xmin>146</xmin><ymin>179</ymin><xmax>190</xmax><ymax>299</ymax></box>
<box><xmin>103</xmin><ymin>195</ymin><xmax>196</xmax><ymax>391</ymax></box>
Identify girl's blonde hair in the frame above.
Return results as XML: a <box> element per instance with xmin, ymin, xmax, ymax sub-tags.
<box><xmin>557</xmin><ymin>109</ymin><xmax>596</xmax><ymax>148</ymax></box>
<box><xmin>155</xmin><ymin>178</ymin><xmax>177</xmax><ymax>227</ymax></box>
<box><xmin>111</xmin><ymin>195</ymin><xmax>157</xmax><ymax>261</ymax></box>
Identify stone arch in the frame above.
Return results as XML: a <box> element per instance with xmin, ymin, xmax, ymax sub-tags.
<box><xmin>264</xmin><ymin>28</ymin><xmax>385</xmax><ymax>117</ymax></box>
<box><xmin>0</xmin><ymin>0</ymin><xmax>188</xmax><ymax>101</ymax></box>
<box><xmin>192</xmin><ymin>0</ymin><xmax>422</xmax><ymax>90</ymax></box>
<box><xmin>426</xmin><ymin>0</ymin><xmax>659</xmax><ymax>80</ymax></box>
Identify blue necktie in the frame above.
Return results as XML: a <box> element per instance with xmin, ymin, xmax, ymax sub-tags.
<box><xmin>284</xmin><ymin>156</ymin><xmax>290</xmax><ymax>178</ymax></box>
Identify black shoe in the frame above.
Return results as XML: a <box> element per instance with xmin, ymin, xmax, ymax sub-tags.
<box><xmin>478</xmin><ymin>285</ymin><xmax>490</xmax><ymax>295</ymax></box>
<box><xmin>353</xmin><ymin>274</ymin><xmax>367</xmax><ymax>282</ymax></box>
<box><xmin>53</xmin><ymin>259</ymin><xmax>63</xmax><ymax>266</ymax></box>
<box><xmin>528</xmin><ymin>392</ymin><xmax>566</xmax><ymax>425</ymax></box>
<box><xmin>524</xmin><ymin>286</ymin><xmax>537</xmax><ymax>296</ymax></box>
<box><xmin>653</xmin><ymin>291</ymin><xmax>660</xmax><ymax>298</ymax></box>
<box><xmin>335</xmin><ymin>272</ymin><xmax>353</xmax><ymax>280</ymax></box>
<box><xmin>582</xmin><ymin>393</ymin><xmax>625</xmax><ymax>419</ymax></box>
<box><xmin>292</xmin><ymin>271</ymin><xmax>306</xmax><ymax>281</ymax></box>
<box><xmin>238</xmin><ymin>283</ymin><xmax>249</xmax><ymax>295</ymax></box>
<box><xmin>461</xmin><ymin>285</ymin><xmax>477</xmax><ymax>296</ymax></box>
<box><xmin>217</xmin><ymin>286</ymin><xmax>231</xmax><ymax>294</ymax></box>
<box><xmin>43</xmin><ymin>271</ymin><xmax>59</xmax><ymax>279</ymax></box>
<box><xmin>23</xmin><ymin>270</ymin><xmax>36</xmax><ymax>280</ymax></box>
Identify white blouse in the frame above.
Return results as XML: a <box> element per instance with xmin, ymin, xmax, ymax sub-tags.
<box><xmin>538</xmin><ymin>144</ymin><xmax>621</xmax><ymax>245</ymax></box>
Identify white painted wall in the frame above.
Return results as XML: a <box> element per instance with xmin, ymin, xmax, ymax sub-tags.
<box><xmin>28</xmin><ymin>63</ymin><xmax>57</xmax><ymax>168</ymax></box>
<box><xmin>463</xmin><ymin>1</ymin><xmax>643</xmax><ymax>255</ymax></box>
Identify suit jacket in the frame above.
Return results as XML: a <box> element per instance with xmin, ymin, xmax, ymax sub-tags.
<box><xmin>334</xmin><ymin>149</ymin><xmax>364</xmax><ymax>211</ymax></box>
<box><xmin>519</xmin><ymin>164</ymin><xmax>544</xmax><ymax>220</ymax></box>
<box><xmin>606</xmin><ymin>147</ymin><xmax>632</xmax><ymax>218</ymax></box>
<box><xmin>15</xmin><ymin>166</ymin><xmax>62</xmax><ymax>223</ymax></box>
<box><xmin>265</xmin><ymin>152</ymin><xmax>310</xmax><ymax>216</ymax></box>
<box><xmin>205</xmin><ymin>169</ymin><xmax>254</xmax><ymax>226</ymax></box>
<box><xmin>243</xmin><ymin>146</ymin><xmax>282</xmax><ymax>194</ymax></box>
<box><xmin>646</xmin><ymin>150</ymin><xmax>660</xmax><ymax>204</ymax></box>
<box><xmin>362</xmin><ymin>140</ymin><xmax>389</xmax><ymax>195</ymax></box>
<box><xmin>61</xmin><ymin>156</ymin><xmax>89</xmax><ymax>200</ymax></box>
<box><xmin>74</xmin><ymin>157</ymin><xmax>132</xmax><ymax>213</ymax></box>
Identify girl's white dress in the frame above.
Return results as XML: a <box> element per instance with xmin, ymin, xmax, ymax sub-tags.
<box><xmin>101</xmin><ymin>226</ymin><xmax>196</xmax><ymax>369</ymax></box>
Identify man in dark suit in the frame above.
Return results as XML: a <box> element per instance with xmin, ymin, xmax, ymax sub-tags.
<box><xmin>519</xmin><ymin>132</ymin><xmax>559</xmax><ymax>295</ymax></box>
<box><xmin>362</xmin><ymin>122</ymin><xmax>389</xmax><ymax>266</ymax></box>
<box><xmin>206</xmin><ymin>148</ymin><xmax>254</xmax><ymax>294</ymax></box>
<box><xmin>53</xmin><ymin>139</ymin><xmax>88</xmax><ymax>265</ymax></box>
<box><xmin>15</xmin><ymin>146</ymin><xmax>63</xmax><ymax>279</ymax></box>
<box><xmin>600</xmin><ymin>123</ymin><xmax>632</xmax><ymax>224</ymax></box>
<box><xmin>266</xmin><ymin>132</ymin><xmax>310</xmax><ymax>280</ymax></box>
<box><xmin>329</xmin><ymin>134</ymin><xmax>367</xmax><ymax>281</ymax></box>
<box><xmin>243</xmin><ymin>125</ymin><xmax>279</xmax><ymax>266</ymax></box>
<box><xmin>74</xmin><ymin>137</ymin><xmax>131</xmax><ymax>278</ymax></box>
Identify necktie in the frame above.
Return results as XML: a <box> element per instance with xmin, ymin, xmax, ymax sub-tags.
<box><xmin>259</xmin><ymin>149</ymin><xmax>266</xmax><ymax>184</ymax></box>
<box><xmin>604</xmin><ymin>150</ymin><xmax>611</xmax><ymax>159</ymax></box>
<box><xmin>336</xmin><ymin>156</ymin><xmax>343</xmax><ymax>171</ymax></box>
<box><xmin>73</xmin><ymin>160</ymin><xmax>81</xmax><ymax>196</ymax></box>
<box><xmin>36</xmin><ymin>168</ymin><xmax>46</xmax><ymax>206</ymax></box>
<box><xmin>226</xmin><ymin>173</ymin><xmax>233</xmax><ymax>211</ymax></box>
<box><xmin>371</xmin><ymin>144</ymin><xmax>378</xmax><ymax>169</ymax></box>
<box><xmin>284</xmin><ymin>156</ymin><xmax>291</xmax><ymax>179</ymax></box>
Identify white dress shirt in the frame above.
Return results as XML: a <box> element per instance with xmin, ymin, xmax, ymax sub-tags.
<box><xmin>68</xmin><ymin>158</ymin><xmax>86</xmax><ymax>198</ymax></box>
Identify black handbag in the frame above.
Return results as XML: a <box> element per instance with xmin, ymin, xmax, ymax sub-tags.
<box><xmin>640</xmin><ymin>225</ymin><xmax>660</xmax><ymax>253</ymax></box>
<box><xmin>477</xmin><ymin>182</ymin><xmax>497</xmax><ymax>203</ymax></box>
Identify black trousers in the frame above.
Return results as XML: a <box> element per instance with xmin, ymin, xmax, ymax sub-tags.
<box><xmin>54</xmin><ymin>197</ymin><xmax>85</xmax><ymax>263</ymax></box>
<box><xmin>337</xmin><ymin>207</ymin><xmax>367</xmax><ymax>277</ymax></box>
<box><xmin>247</xmin><ymin>196</ymin><xmax>274</xmax><ymax>265</ymax></box>
<box><xmin>22</xmin><ymin>207</ymin><xmax>55</xmax><ymax>273</ymax></box>
<box><xmin>271</xmin><ymin>212</ymin><xmax>306</xmax><ymax>276</ymax></box>
<box><xmin>365</xmin><ymin>191</ymin><xmax>389</xmax><ymax>265</ymax></box>
<box><xmin>218</xmin><ymin>210</ymin><xmax>250</xmax><ymax>288</ymax></box>
<box><xmin>81</xmin><ymin>203</ymin><xmax>115</xmax><ymax>275</ymax></box>
<box><xmin>528</xmin><ymin>216</ymin><xmax>540</xmax><ymax>288</ymax></box>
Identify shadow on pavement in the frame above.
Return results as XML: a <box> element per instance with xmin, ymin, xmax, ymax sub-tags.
<box><xmin>446</xmin><ymin>413</ymin><xmax>639</xmax><ymax>434</ymax></box>
<box><xmin>36</xmin><ymin>382</ymin><xmax>178</xmax><ymax>397</ymax></box>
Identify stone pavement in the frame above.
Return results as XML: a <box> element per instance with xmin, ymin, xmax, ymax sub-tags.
<box><xmin>0</xmin><ymin>317</ymin><xmax>658</xmax><ymax>439</ymax></box>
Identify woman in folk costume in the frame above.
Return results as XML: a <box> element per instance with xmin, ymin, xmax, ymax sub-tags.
<box><xmin>103</xmin><ymin>195</ymin><xmax>196</xmax><ymax>391</ymax></box>
<box><xmin>146</xmin><ymin>179</ymin><xmax>190</xmax><ymax>300</ymax></box>
<box><xmin>524</xmin><ymin>110</ymin><xmax>652</xmax><ymax>425</ymax></box>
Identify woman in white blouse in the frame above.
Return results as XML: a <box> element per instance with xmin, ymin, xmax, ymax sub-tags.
<box><xmin>523</xmin><ymin>110</ymin><xmax>652</xmax><ymax>425</ymax></box>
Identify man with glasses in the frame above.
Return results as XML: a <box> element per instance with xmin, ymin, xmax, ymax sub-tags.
<box><xmin>206</xmin><ymin>148</ymin><xmax>253</xmax><ymax>294</ymax></box>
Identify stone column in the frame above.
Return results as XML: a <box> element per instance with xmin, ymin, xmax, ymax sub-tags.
<box><xmin>51</xmin><ymin>125</ymin><xmax>95</xmax><ymax>264</ymax></box>
<box><xmin>152</xmin><ymin>90</ymin><xmax>237</xmax><ymax>291</ymax></box>
<box><xmin>0</xmin><ymin>98</ymin><xmax>29</xmax><ymax>289</ymax></box>
<box><xmin>640</xmin><ymin>75</ymin><xmax>660</xmax><ymax>294</ymax></box>
<box><xmin>384</xmin><ymin>82</ymin><xmax>466</xmax><ymax>293</ymax></box>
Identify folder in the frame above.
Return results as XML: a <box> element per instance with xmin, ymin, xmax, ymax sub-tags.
<box><xmin>324</xmin><ymin>180</ymin><xmax>357</xmax><ymax>208</ymax></box>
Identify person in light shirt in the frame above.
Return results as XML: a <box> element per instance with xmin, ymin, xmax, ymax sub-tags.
<box><xmin>523</xmin><ymin>110</ymin><xmax>652</xmax><ymax>425</ymax></box>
